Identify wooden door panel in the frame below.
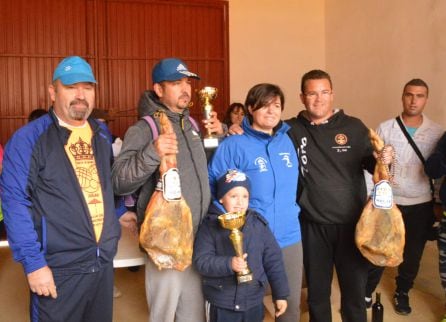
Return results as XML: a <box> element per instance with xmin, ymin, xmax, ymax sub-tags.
<box><xmin>0</xmin><ymin>0</ymin><xmax>229</xmax><ymax>144</ymax></box>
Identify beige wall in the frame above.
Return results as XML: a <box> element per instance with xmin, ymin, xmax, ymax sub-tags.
<box><xmin>229</xmin><ymin>0</ymin><xmax>325</xmax><ymax>119</ymax></box>
<box><xmin>230</xmin><ymin>0</ymin><xmax>446</xmax><ymax>128</ymax></box>
<box><xmin>326</xmin><ymin>0</ymin><xmax>446</xmax><ymax>128</ymax></box>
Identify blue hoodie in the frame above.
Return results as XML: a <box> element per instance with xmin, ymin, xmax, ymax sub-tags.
<box><xmin>208</xmin><ymin>118</ymin><xmax>301</xmax><ymax>248</ymax></box>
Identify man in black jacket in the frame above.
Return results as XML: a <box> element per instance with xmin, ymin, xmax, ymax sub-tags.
<box><xmin>287</xmin><ymin>69</ymin><xmax>392</xmax><ymax>322</ymax></box>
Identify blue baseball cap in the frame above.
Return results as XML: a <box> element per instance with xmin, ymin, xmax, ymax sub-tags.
<box><xmin>53</xmin><ymin>56</ymin><xmax>97</xmax><ymax>85</ymax></box>
<box><xmin>152</xmin><ymin>58</ymin><xmax>200</xmax><ymax>84</ymax></box>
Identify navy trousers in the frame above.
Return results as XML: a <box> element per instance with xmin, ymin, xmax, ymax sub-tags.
<box><xmin>208</xmin><ymin>303</ymin><xmax>264</xmax><ymax>322</ymax></box>
<box><xmin>31</xmin><ymin>262</ymin><xmax>114</xmax><ymax>322</ymax></box>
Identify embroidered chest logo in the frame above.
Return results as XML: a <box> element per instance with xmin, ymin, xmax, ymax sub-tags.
<box><xmin>255</xmin><ymin>157</ymin><xmax>268</xmax><ymax>172</ymax></box>
<box><xmin>335</xmin><ymin>134</ymin><xmax>348</xmax><ymax>145</ymax></box>
<box><xmin>332</xmin><ymin>133</ymin><xmax>351</xmax><ymax>153</ymax></box>
<box><xmin>279</xmin><ymin>152</ymin><xmax>293</xmax><ymax>168</ymax></box>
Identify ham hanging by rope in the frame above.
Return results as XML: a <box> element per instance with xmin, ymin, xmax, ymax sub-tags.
<box><xmin>355</xmin><ymin>129</ymin><xmax>405</xmax><ymax>267</ymax></box>
<box><xmin>139</xmin><ymin>111</ymin><xmax>193</xmax><ymax>271</ymax></box>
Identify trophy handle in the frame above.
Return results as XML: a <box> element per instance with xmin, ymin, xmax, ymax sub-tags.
<box><xmin>229</xmin><ymin>229</ymin><xmax>253</xmax><ymax>283</ymax></box>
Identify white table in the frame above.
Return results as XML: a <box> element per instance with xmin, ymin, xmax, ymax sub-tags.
<box><xmin>113</xmin><ymin>227</ymin><xmax>146</xmax><ymax>268</ymax></box>
<box><xmin>0</xmin><ymin>228</ymin><xmax>146</xmax><ymax>267</ymax></box>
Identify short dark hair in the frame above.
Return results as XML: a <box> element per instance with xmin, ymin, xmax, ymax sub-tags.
<box><xmin>28</xmin><ymin>108</ymin><xmax>47</xmax><ymax>122</ymax></box>
<box><xmin>223</xmin><ymin>102</ymin><xmax>245</xmax><ymax>126</ymax></box>
<box><xmin>244</xmin><ymin>83</ymin><xmax>284</xmax><ymax>121</ymax></box>
<box><xmin>301</xmin><ymin>69</ymin><xmax>333</xmax><ymax>93</ymax></box>
<box><xmin>403</xmin><ymin>78</ymin><xmax>429</xmax><ymax>96</ymax></box>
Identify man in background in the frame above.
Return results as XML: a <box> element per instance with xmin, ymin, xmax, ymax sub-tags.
<box><xmin>366</xmin><ymin>79</ymin><xmax>443</xmax><ymax>315</ymax></box>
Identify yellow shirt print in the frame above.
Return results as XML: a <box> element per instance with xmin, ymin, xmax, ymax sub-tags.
<box><xmin>64</xmin><ymin>124</ymin><xmax>104</xmax><ymax>242</ymax></box>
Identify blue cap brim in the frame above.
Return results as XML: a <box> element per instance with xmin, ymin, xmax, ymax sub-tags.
<box><xmin>57</xmin><ymin>73</ymin><xmax>97</xmax><ymax>85</ymax></box>
<box><xmin>154</xmin><ymin>71</ymin><xmax>200</xmax><ymax>83</ymax></box>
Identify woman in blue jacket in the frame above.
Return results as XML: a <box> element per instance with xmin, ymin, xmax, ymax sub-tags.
<box><xmin>208</xmin><ymin>83</ymin><xmax>302</xmax><ymax>322</ymax></box>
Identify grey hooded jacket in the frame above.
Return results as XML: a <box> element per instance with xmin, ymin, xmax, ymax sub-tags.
<box><xmin>111</xmin><ymin>91</ymin><xmax>211</xmax><ymax>232</ymax></box>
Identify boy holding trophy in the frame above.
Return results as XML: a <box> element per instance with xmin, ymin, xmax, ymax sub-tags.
<box><xmin>193</xmin><ymin>169</ymin><xmax>289</xmax><ymax>321</ymax></box>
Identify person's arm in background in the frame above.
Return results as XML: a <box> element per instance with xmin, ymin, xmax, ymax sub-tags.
<box><xmin>203</xmin><ymin>111</ymin><xmax>227</xmax><ymax>136</ymax></box>
<box><xmin>115</xmin><ymin>197</ymin><xmax>137</xmax><ymax>235</ymax></box>
<box><xmin>425</xmin><ymin>132</ymin><xmax>446</xmax><ymax>179</ymax></box>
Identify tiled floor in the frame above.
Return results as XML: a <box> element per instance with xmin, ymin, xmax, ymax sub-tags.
<box><xmin>0</xmin><ymin>241</ymin><xmax>443</xmax><ymax>321</ymax></box>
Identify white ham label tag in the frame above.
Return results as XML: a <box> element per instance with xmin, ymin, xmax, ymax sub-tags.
<box><xmin>372</xmin><ymin>180</ymin><xmax>393</xmax><ymax>209</ymax></box>
<box><xmin>162</xmin><ymin>168</ymin><xmax>182</xmax><ymax>201</ymax></box>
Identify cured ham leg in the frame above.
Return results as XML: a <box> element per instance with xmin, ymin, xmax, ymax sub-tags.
<box><xmin>355</xmin><ymin>129</ymin><xmax>405</xmax><ymax>267</ymax></box>
<box><xmin>139</xmin><ymin>111</ymin><xmax>193</xmax><ymax>271</ymax></box>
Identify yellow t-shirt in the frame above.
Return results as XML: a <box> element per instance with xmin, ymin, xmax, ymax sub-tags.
<box><xmin>64</xmin><ymin>124</ymin><xmax>104</xmax><ymax>242</ymax></box>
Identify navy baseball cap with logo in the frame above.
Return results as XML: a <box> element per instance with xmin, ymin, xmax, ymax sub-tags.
<box><xmin>53</xmin><ymin>56</ymin><xmax>97</xmax><ymax>85</ymax></box>
<box><xmin>152</xmin><ymin>58</ymin><xmax>200</xmax><ymax>84</ymax></box>
<box><xmin>216</xmin><ymin>169</ymin><xmax>251</xmax><ymax>200</ymax></box>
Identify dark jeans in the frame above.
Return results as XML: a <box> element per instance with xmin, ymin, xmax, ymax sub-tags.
<box><xmin>366</xmin><ymin>265</ymin><xmax>384</xmax><ymax>297</ymax></box>
<box><xmin>208</xmin><ymin>303</ymin><xmax>264</xmax><ymax>322</ymax></box>
<box><xmin>395</xmin><ymin>201</ymin><xmax>433</xmax><ymax>293</ymax></box>
<box><xmin>438</xmin><ymin>216</ymin><xmax>446</xmax><ymax>291</ymax></box>
<box><xmin>301</xmin><ymin>219</ymin><xmax>369</xmax><ymax>322</ymax></box>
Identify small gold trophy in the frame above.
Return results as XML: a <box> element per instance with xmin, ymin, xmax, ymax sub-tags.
<box><xmin>218</xmin><ymin>211</ymin><xmax>253</xmax><ymax>283</ymax></box>
<box><xmin>197</xmin><ymin>86</ymin><xmax>219</xmax><ymax>149</ymax></box>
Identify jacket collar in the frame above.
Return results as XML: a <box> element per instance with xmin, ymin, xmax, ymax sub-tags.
<box><xmin>48</xmin><ymin>107</ymin><xmax>103</xmax><ymax>145</ymax></box>
<box><xmin>241</xmin><ymin>116</ymin><xmax>290</xmax><ymax>139</ymax></box>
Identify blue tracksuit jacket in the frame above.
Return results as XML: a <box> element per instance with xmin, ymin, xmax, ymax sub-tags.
<box><xmin>0</xmin><ymin>109</ymin><xmax>121</xmax><ymax>275</ymax></box>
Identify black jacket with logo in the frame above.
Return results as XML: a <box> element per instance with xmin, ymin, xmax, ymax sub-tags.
<box><xmin>287</xmin><ymin>110</ymin><xmax>375</xmax><ymax>225</ymax></box>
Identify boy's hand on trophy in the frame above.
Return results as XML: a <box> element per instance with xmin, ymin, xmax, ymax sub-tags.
<box><xmin>203</xmin><ymin>111</ymin><xmax>224</xmax><ymax>135</ymax></box>
<box><xmin>231</xmin><ymin>253</ymin><xmax>248</xmax><ymax>273</ymax></box>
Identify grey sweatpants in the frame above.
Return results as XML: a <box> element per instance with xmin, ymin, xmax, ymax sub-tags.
<box><xmin>277</xmin><ymin>242</ymin><xmax>303</xmax><ymax>322</ymax></box>
<box><xmin>265</xmin><ymin>242</ymin><xmax>303</xmax><ymax>322</ymax></box>
<box><xmin>145</xmin><ymin>258</ymin><xmax>205</xmax><ymax>322</ymax></box>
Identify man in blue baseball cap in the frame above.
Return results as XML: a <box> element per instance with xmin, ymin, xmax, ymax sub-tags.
<box><xmin>0</xmin><ymin>56</ymin><xmax>130</xmax><ymax>321</ymax></box>
<box><xmin>49</xmin><ymin>56</ymin><xmax>97</xmax><ymax>125</ymax></box>
<box><xmin>151</xmin><ymin>57</ymin><xmax>200</xmax><ymax>83</ymax></box>
<box><xmin>112</xmin><ymin>57</ymin><xmax>225</xmax><ymax>322</ymax></box>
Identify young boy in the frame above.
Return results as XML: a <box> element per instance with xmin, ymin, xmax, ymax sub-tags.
<box><xmin>193</xmin><ymin>169</ymin><xmax>289</xmax><ymax>322</ymax></box>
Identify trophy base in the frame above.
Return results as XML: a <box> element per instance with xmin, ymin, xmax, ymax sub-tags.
<box><xmin>203</xmin><ymin>137</ymin><xmax>219</xmax><ymax>149</ymax></box>
<box><xmin>237</xmin><ymin>272</ymin><xmax>253</xmax><ymax>284</ymax></box>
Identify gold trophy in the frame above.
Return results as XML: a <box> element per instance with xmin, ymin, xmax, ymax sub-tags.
<box><xmin>218</xmin><ymin>211</ymin><xmax>253</xmax><ymax>283</ymax></box>
<box><xmin>197</xmin><ymin>86</ymin><xmax>219</xmax><ymax>149</ymax></box>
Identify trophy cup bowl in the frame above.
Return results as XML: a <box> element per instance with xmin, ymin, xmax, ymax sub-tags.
<box><xmin>197</xmin><ymin>86</ymin><xmax>219</xmax><ymax>149</ymax></box>
<box><xmin>218</xmin><ymin>211</ymin><xmax>253</xmax><ymax>283</ymax></box>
